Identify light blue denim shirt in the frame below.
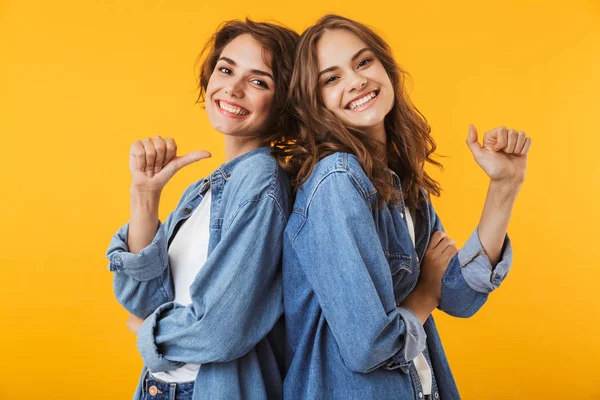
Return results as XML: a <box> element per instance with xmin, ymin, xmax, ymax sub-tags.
<box><xmin>106</xmin><ymin>146</ymin><xmax>291</xmax><ymax>400</ymax></box>
<box><xmin>282</xmin><ymin>152</ymin><xmax>512</xmax><ymax>400</ymax></box>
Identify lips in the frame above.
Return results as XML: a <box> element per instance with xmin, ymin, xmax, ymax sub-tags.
<box><xmin>215</xmin><ymin>100</ymin><xmax>250</xmax><ymax>117</ymax></box>
<box><xmin>345</xmin><ymin>89</ymin><xmax>380</xmax><ymax>110</ymax></box>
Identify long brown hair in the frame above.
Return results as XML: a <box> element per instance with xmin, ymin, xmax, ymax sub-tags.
<box><xmin>195</xmin><ymin>18</ymin><xmax>299</xmax><ymax>149</ymax></box>
<box><xmin>281</xmin><ymin>14</ymin><xmax>442</xmax><ymax>208</ymax></box>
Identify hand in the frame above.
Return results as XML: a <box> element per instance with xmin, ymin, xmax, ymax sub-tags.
<box><xmin>416</xmin><ymin>231</ymin><xmax>459</xmax><ymax>302</ymax></box>
<box><xmin>126</xmin><ymin>314</ymin><xmax>144</xmax><ymax>334</ymax></box>
<box><xmin>129</xmin><ymin>135</ymin><xmax>211</xmax><ymax>193</ymax></box>
<box><xmin>466</xmin><ymin>125</ymin><xmax>532</xmax><ymax>184</ymax></box>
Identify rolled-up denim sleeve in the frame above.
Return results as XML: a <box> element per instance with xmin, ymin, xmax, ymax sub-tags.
<box><xmin>293</xmin><ymin>172</ymin><xmax>426</xmax><ymax>374</ymax></box>
<box><xmin>432</xmin><ymin>202</ymin><xmax>513</xmax><ymax>318</ymax></box>
<box><xmin>104</xmin><ymin>183</ymin><xmax>199</xmax><ymax>318</ymax></box>
<box><xmin>105</xmin><ymin>220</ymin><xmax>173</xmax><ymax>318</ymax></box>
<box><xmin>106</xmin><ymin>220</ymin><xmax>169</xmax><ymax>281</ymax></box>
<box><xmin>136</xmin><ymin>194</ymin><xmax>287</xmax><ymax>372</ymax></box>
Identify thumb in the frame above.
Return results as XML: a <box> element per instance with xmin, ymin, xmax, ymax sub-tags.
<box><xmin>466</xmin><ymin>124</ymin><xmax>483</xmax><ymax>158</ymax></box>
<box><xmin>166</xmin><ymin>150</ymin><xmax>212</xmax><ymax>174</ymax></box>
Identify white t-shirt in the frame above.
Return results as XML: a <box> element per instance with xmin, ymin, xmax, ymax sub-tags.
<box><xmin>405</xmin><ymin>207</ymin><xmax>433</xmax><ymax>396</ymax></box>
<box><xmin>150</xmin><ymin>190</ymin><xmax>212</xmax><ymax>383</ymax></box>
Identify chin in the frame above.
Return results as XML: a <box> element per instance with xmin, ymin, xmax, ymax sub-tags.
<box><xmin>349</xmin><ymin>117</ymin><xmax>385</xmax><ymax>130</ymax></box>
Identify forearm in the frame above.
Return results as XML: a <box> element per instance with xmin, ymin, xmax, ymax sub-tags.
<box><xmin>128</xmin><ymin>187</ymin><xmax>161</xmax><ymax>254</ymax></box>
<box><xmin>477</xmin><ymin>179</ymin><xmax>521</xmax><ymax>267</ymax></box>
<box><xmin>402</xmin><ymin>286</ymin><xmax>439</xmax><ymax>325</ymax></box>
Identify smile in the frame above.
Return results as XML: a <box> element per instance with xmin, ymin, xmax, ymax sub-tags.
<box><xmin>346</xmin><ymin>89</ymin><xmax>379</xmax><ymax>111</ymax></box>
<box><xmin>216</xmin><ymin>100</ymin><xmax>250</xmax><ymax>118</ymax></box>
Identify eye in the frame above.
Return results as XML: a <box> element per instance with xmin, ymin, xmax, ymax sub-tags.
<box><xmin>357</xmin><ymin>58</ymin><xmax>372</xmax><ymax>69</ymax></box>
<box><xmin>218</xmin><ymin>66</ymin><xmax>232</xmax><ymax>74</ymax></box>
<box><xmin>251</xmin><ymin>78</ymin><xmax>269</xmax><ymax>89</ymax></box>
<box><xmin>324</xmin><ymin>76</ymin><xmax>339</xmax><ymax>85</ymax></box>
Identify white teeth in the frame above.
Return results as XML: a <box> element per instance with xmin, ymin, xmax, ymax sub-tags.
<box><xmin>348</xmin><ymin>91</ymin><xmax>378</xmax><ymax>110</ymax></box>
<box><xmin>218</xmin><ymin>101</ymin><xmax>249</xmax><ymax>116</ymax></box>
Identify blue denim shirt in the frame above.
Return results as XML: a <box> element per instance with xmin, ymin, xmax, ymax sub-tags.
<box><xmin>282</xmin><ymin>152</ymin><xmax>512</xmax><ymax>400</ymax></box>
<box><xmin>106</xmin><ymin>147</ymin><xmax>291</xmax><ymax>400</ymax></box>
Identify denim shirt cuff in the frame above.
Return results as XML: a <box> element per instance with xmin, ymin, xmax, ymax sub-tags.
<box><xmin>137</xmin><ymin>302</ymin><xmax>185</xmax><ymax>372</ymax></box>
<box><xmin>457</xmin><ymin>228</ymin><xmax>513</xmax><ymax>293</ymax></box>
<box><xmin>385</xmin><ymin>306</ymin><xmax>427</xmax><ymax>373</ymax></box>
<box><xmin>106</xmin><ymin>221</ymin><xmax>168</xmax><ymax>281</ymax></box>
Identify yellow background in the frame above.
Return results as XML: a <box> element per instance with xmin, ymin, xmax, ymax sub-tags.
<box><xmin>1</xmin><ymin>0</ymin><xmax>598</xmax><ymax>398</ymax></box>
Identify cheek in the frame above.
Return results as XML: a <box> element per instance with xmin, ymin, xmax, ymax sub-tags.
<box><xmin>250</xmin><ymin>92</ymin><xmax>275</xmax><ymax>119</ymax></box>
<box><xmin>205</xmin><ymin>71</ymin><xmax>227</xmax><ymax>97</ymax></box>
<box><xmin>321</xmin><ymin>88</ymin><xmax>341</xmax><ymax>112</ymax></box>
<box><xmin>262</xmin><ymin>94</ymin><xmax>275</xmax><ymax>112</ymax></box>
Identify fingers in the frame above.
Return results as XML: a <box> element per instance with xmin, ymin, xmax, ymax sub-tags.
<box><xmin>131</xmin><ymin>136</ymin><xmax>210</xmax><ymax>178</ymax></box>
<box><xmin>152</xmin><ymin>135</ymin><xmax>166</xmax><ymax>174</ymax></box>
<box><xmin>164</xmin><ymin>137</ymin><xmax>177</xmax><ymax>167</ymax></box>
<box><xmin>130</xmin><ymin>141</ymin><xmax>146</xmax><ymax>173</ymax></box>
<box><xmin>506</xmin><ymin>129</ymin><xmax>518</xmax><ymax>153</ymax></box>
<box><xmin>428</xmin><ymin>231</ymin><xmax>447</xmax><ymax>250</ymax></box>
<box><xmin>514</xmin><ymin>131</ymin><xmax>527</xmax><ymax>153</ymax></box>
<box><xmin>132</xmin><ymin>136</ymin><xmax>176</xmax><ymax>178</ymax></box>
<box><xmin>140</xmin><ymin>138</ymin><xmax>157</xmax><ymax>178</ymax></box>
<box><xmin>521</xmin><ymin>137</ymin><xmax>532</xmax><ymax>155</ymax></box>
<box><xmin>485</xmin><ymin>126</ymin><xmax>531</xmax><ymax>155</ymax></box>
<box><xmin>493</xmin><ymin>126</ymin><xmax>508</xmax><ymax>152</ymax></box>
<box><xmin>440</xmin><ymin>237</ymin><xmax>457</xmax><ymax>255</ymax></box>
<box><xmin>426</xmin><ymin>231</ymin><xmax>458</xmax><ymax>261</ymax></box>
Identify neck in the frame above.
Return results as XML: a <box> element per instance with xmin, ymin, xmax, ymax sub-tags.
<box><xmin>366</xmin><ymin>122</ymin><xmax>388</xmax><ymax>166</ymax></box>
<box><xmin>224</xmin><ymin>134</ymin><xmax>264</xmax><ymax>162</ymax></box>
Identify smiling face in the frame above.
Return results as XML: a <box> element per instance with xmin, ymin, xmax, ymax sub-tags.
<box><xmin>205</xmin><ymin>33</ymin><xmax>275</xmax><ymax>138</ymax></box>
<box><xmin>316</xmin><ymin>29</ymin><xmax>394</xmax><ymax>142</ymax></box>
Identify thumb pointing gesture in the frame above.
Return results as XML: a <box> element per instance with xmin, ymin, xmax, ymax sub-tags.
<box><xmin>160</xmin><ymin>150</ymin><xmax>212</xmax><ymax>181</ymax></box>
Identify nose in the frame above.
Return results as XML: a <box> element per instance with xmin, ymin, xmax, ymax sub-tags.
<box><xmin>224</xmin><ymin>77</ymin><xmax>244</xmax><ymax>98</ymax></box>
<box><xmin>348</xmin><ymin>71</ymin><xmax>367</xmax><ymax>92</ymax></box>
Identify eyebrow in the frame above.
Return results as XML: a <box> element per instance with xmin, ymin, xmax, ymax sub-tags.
<box><xmin>218</xmin><ymin>57</ymin><xmax>275</xmax><ymax>81</ymax></box>
<box><xmin>318</xmin><ymin>48</ymin><xmax>371</xmax><ymax>78</ymax></box>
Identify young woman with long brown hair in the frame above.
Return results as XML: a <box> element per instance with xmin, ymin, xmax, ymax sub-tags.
<box><xmin>281</xmin><ymin>14</ymin><xmax>530</xmax><ymax>399</ymax></box>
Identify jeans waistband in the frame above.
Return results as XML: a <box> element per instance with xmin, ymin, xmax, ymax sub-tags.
<box><xmin>142</xmin><ymin>369</ymin><xmax>195</xmax><ymax>400</ymax></box>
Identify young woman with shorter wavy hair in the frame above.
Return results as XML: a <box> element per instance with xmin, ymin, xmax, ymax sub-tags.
<box><xmin>106</xmin><ymin>18</ymin><xmax>298</xmax><ymax>400</ymax></box>
<box><xmin>282</xmin><ymin>14</ymin><xmax>531</xmax><ymax>399</ymax></box>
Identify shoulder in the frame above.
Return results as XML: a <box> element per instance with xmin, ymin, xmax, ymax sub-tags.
<box><xmin>224</xmin><ymin>148</ymin><xmax>291</xmax><ymax>214</ymax></box>
<box><xmin>294</xmin><ymin>152</ymin><xmax>376</xmax><ymax>214</ymax></box>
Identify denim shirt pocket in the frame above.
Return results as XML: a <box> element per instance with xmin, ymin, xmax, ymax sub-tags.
<box><xmin>387</xmin><ymin>253</ymin><xmax>412</xmax><ymax>277</ymax></box>
<box><xmin>384</xmin><ymin>252</ymin><xmax>417</xmax><ymax>302</ymax></box>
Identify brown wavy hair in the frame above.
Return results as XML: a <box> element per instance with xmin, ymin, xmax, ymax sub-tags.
<box><xmin>194</xmin><ymin>18</ymin><xmax>299</xmax><ymax>148</ymax></box>
<box><xmin>280</xmin><ymin>14</ymin><xmax>442</xmax><ymax>208</ymax></box>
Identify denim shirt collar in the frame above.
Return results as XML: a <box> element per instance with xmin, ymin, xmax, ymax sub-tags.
<box><xmin>197</xmin><ymin>146</ymin><xmax>273</xmax><ymax>195</ymax></box>
<box><xmin>216</xmin><ymin>146</ymin><xmax>272</xmax><ymax>178</ymax></box>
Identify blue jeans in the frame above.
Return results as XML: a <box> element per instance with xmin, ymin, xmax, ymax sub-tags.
<box><xmin>141</xmin><ymin>370</ymin><xmax>194</xmax><ymax>400</ymax></box>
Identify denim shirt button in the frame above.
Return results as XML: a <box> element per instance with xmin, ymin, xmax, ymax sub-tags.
<box><xmin>418</xmin><ymin>392</ymin><xmax>423</xmax><ymax>398</ymax></box>
<box><xmin>434</xmin><ymin>392</ymin><xmax>439</xmax><ymax>398</ymax></box>
<box><xmin>184</xmin><ymin>208</ymin><xmax>192</xmax><ymax>214</ymax></box>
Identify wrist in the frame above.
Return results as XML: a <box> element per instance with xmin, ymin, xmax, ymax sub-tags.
<box><xmin>487</xmin><ymin>179</ymin><xmax>522</xmax><ymax>205</ymax></box>
<box><xmin>402</xmin><ymin>286</ymin><xmax>439</xmax><ymax>324</ymax></box>
<box><xmin>489</xmin><ymin>177</ymin><xmax>523</xmax><ymax>192</ymax></box>
<box><xmin>130</xmin><ymin>187</ymin><xmax>161</xmax><ymax>215</ymax></box>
